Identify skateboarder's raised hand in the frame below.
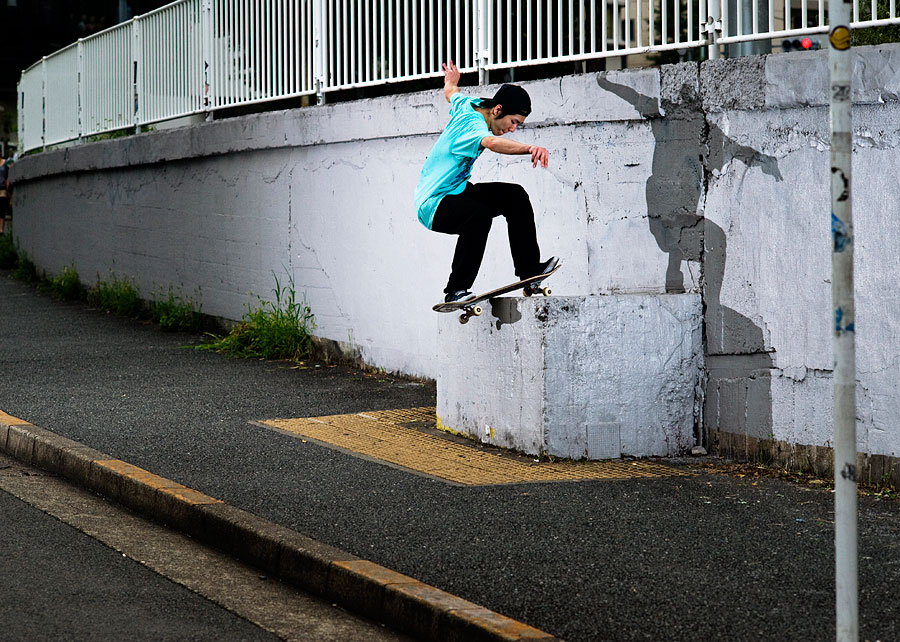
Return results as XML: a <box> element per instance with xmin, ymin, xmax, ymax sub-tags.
<box><xmin>442</xmin><ymin>60</ymin><xmax>461</xmax><ymax>102</ymax></box>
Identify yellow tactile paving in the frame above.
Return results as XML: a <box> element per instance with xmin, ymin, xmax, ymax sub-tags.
<box><xmin>261</xmin><ymin>407</ymin><xmax>691</xmax><ymax>486</ymax></box>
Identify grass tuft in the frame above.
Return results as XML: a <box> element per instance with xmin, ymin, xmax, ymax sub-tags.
<box><xmin>196</xmin><ymin>272</ymin><xmax>315</xmax><ymax>362</ymax></box>
<box><xmin>45</xmin><ymin>265</ymin><xmax>84</xmax><ymax>301</ymax></box>
<box><xmin>150</xmin><ymin>286</ymin><xmax>203</xmax><ymax>332</ymax></box>
<box><xmin>12</xmin><ymin>251</ymin><xmax>38</xmax><ymax>283</ymax></box>
<box><xmin>88</xmin><ymin>273</ymin><xmax>142</xmax><ymax>317</ymax></box>
<box><xmin>0</xmin><ymin>232</ymin><xmax>17</xmax><ymax>270</ymax></box>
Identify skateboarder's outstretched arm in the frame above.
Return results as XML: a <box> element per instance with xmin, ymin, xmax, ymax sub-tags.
<box><xmin>481</xmin><ymin>136</ymin><xmax>550</xmax><ymax>168</ymax></box>
<box><xmin>442</xmin><ymin>60</ymin><xmax>460</xmax><ymax>103</ymax></box>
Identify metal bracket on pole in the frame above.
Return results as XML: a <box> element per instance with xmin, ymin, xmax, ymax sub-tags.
<box><xmin>704</xmin><ymin>12</ymin><xmax>723</xmax><ymax>59</ymax></box>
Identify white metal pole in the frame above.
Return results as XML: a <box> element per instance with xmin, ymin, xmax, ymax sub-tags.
<box><xmin>77</xmin><ymin>40</ymin><xmax>85</xmax><ymax>141</ymax></box>
<box><xmin>132</xmin><ymin>20</ymin><xmax>141</xmax><ymax>133</ymax></box>
<box><xmin>829</xmin><ymin>3</ymin><xmax>857</xmax><ymax>641</ymax></box>
<box><xmin>314</xmin><ymin>0</ymin><xmax>326</xmax><ymax>103</ymax></box>
<box><xmin>41</xmin><ymin>58</ymin><xmax>47</xmax><ymax>151</ymax></box>
<box><xmin>477</xmin><ymin>0</ymin><xmax>488</xmax><ymax>85</ymax></box>
<box><xmin>707</xmin><ymin>0</ymin><xmax>721</xmax><ymax>59</ymax></box>
<box><xmin>202</xmin><ymin>0</ymin><xmax>212</xmax><ymax>119</ymax></box>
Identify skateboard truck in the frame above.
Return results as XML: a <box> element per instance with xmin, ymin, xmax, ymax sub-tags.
<box><xmin>457</xmin><ymin>304</ymin><xmax>484</xmax><ymax>324</ymax></box>
<box><xmin>523</xmin><ymin>282</ymin><xmax>552</xmax><ymax>297</ymax></box>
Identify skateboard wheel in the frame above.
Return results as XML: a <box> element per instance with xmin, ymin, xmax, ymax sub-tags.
<box><xmin>542</xmin><ymin>287</ymin><xmax>552</xmax><ymax>296</ymax></box>
<box><xmin>458</xmin><ymin>314</ymin><xmax>469</xmax><ymax>324</ymax></box>
<box><xmin>523</xmin><ymin>288</ymin><xmax>533</xmax><ymax>297</ymax></box>
<box><xmin>472</xmin><ymin>306</ymin><xmax>483</xmax><ymax>316</ymax></box>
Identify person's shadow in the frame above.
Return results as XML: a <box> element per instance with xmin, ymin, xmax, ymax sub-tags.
<box><xmin>596</xmin><ymin>74</ymin><xmax>780</xmax><ymax>444</ymax></box>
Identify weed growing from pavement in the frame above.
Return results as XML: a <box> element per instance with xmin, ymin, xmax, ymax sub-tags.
<box><xmin>195</xmin><ymin>272</ymin><xmax>316</xmax><ymax>362</ymax></box>
<box><xmin>88</xmin><ymin>273</ymin><xmax>143</xmax><ymax>317</ymax></box>
<box><xmin>0</xmin><ymin>232</ymin><xmax>17</xmax><ymax>270</ymax></box>
<box><xmin>12</xmin><ymin>251</ymin><xmax>38</xmax><ymax>283</ymax></box>
<box><xmin>45</xmin><ymin>265</ymin><xmax>83</xmax><ymax>301</ymax></box>
<box><xmin>2</xmin><ymin>247</ymin><xmax>208</xmax><ymax>334</ymax></box>
<box><xmin>150</xmin><ymin>285</ymin><xmax>203</xmax><ymax>332</ymax></box>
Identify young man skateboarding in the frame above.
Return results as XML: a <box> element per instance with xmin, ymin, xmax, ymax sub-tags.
<box><xmin>415</xmin><ymin>60</ymin><xmax>558</xmax><ymax>304</ymax></box>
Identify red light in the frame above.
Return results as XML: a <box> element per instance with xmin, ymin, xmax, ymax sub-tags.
<box><xmin>801</xmin><ymin>37</ymin><xmax>813</xmax><ymax>49</ymax></box>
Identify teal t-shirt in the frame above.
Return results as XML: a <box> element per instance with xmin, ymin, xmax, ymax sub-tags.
<box><xmin>414</xmin><ymin>93</ymin><xmax>490</xmax><ymax>229</ymax></box>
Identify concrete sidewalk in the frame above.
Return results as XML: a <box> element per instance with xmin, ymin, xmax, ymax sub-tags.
<box><xmin>2</xmin><ymin>271</ymin><xmax>900</xmax><ymax>642</ymax></box>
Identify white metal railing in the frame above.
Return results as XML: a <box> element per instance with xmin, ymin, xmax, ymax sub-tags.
<box><xmin>18</xmin><ymin>0</ymin><xmax>900</xmax><ymax>152</ymax></box>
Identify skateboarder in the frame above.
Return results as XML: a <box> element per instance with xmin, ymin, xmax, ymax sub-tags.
<box><xmin>414</xmin><ymin>59</ymin><xmax>558</xmax><ymax>303</ymax></box>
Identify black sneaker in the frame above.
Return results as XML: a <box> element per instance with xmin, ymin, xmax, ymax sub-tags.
<box><xmin>444</xmin><ymin>290</ymin><xmax>476</xmax><ymax>303</ymax></box>
<box><xmin>535</xmin><ymin>256</ymin><xmax>559</xmax><ymax>277</ymax></box>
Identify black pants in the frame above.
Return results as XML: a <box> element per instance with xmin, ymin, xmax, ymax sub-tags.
<box><xmin>431</xmin><ymin>182</ymin><xmax>541</xmax><ymax>294</ymax></box>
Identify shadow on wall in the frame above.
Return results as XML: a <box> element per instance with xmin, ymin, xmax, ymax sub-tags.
<box><xmin>596</xmin><ymin>72</ymin><xmax>781</xmax><ymax>444</ymax></box>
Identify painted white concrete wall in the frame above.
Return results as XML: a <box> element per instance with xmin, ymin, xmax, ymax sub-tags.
<box><xmin>702</xmin><ymin>47</ymin><xmax>900</xmax><ymax>458</ymax></box>
<box><xmin>9</xmin><ymin>43</ymin><xmax>900</xmax><ymax>459</ymax></box>
<box><xmin>436</xmin><ymin>295</ymin><xmax>703</xmax><ymax>458</ymax></box>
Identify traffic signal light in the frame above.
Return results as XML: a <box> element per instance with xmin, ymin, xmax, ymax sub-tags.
<box><xmin>782</xmin><ymin>37</ymin><xmax>821</xmax><ymax>51</ymax></box>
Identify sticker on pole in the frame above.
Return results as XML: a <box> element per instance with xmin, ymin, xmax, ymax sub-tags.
<box><xmin>830</xmin><ymin>26</ymin><xmax>851</xmax><ymax>50</ymax></box>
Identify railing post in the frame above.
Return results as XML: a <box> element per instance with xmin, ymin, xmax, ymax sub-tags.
<box><xmin>201</xmin><ymin>0</ymin><xmax>213</xmax><ymax>121</ymax></box>
<box><xmin>41</xmin><ymin>58</ymin><xmax>47</xmax><ymax>151</ymax></box>
<box><xmin>132</xmin><ymin>19</ymin><xmax>142</xmax><ymax>133</ymax></box>
<box><xmin>477</xmin><ymin>0</ymin><xmax>489</xmax><ymax>85</ymax></box>
<box><xmin>706</xmin><ymin>0</ymin><xmax>722</xmax><ymax>59</ymax></box>
<box><xmin>314</xmin><ymin>0</ymin><xmax>326</xmax><ymax>105</ymax></box>
<box><xmin>17</xmin><ymin>75</ymin><xmax>23</xmax><ymax>153</ymax></box>
<box><xmin>77</xmin><ymin>39</ymin><xmax>85</xmax><ymax>143</ymax></box>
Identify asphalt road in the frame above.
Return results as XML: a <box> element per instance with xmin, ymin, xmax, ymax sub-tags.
<box><xmin>0</xmin><ymin>455</ymin><xmax>277</xmax><ymax>642</ymax></box>
<box><xmin>2</xmin><ymin>270</ymin><xmax>899</xmax><ymax>642</ymax></box>
<box><xmin>0</xmin><ymin>452</ymin><xmax>411</xmax><ymax>642</ymax></box>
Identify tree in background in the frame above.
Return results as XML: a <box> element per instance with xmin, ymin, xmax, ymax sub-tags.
<box><xmin>853</xmin><ymin>0</ymin><xmax>900</xmax><ymax>46</ymax></box>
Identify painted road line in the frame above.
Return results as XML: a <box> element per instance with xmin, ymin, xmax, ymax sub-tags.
<box><xmin>260</xmin><ymin>407</ymin><xmax>692</xmax><ymax>486</ymax></box>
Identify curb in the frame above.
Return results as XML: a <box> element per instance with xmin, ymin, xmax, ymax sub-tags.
<box><xmin>0</xmin><ymin>411</ymin><xmax>559</xmax><ymax>642</ymax></box>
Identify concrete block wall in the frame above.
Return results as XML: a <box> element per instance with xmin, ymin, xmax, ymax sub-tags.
<box><xmin>436</xmin><ymin>295</ymin><xmax>703</xmax><ymax>458</ymax></box>
<box><xmin>700</xmin><ymin>47</ymin><xmax>900</xmax><ymax>460</ymax></box>
<box><xmin>9</xmin><ymin>43</ymin><xmax>900</xmax><ymax>461</ymax></box>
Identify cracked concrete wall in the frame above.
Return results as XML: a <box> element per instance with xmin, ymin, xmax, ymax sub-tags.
<box><xmin>436</xmin><ymin>295</ymin><xmax>703</xmax><ymax>458</ymax></box>
<box><xmin>9</xmin><ymin>43</ymin><xmax>900</xmax><ymax>459</ymax></box>
<box><xmin>701</xmin><ymin>45</ymin><xmax>900</xmax><ymax>459</ymax></box>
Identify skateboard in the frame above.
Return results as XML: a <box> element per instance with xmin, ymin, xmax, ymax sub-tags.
<box><xmin>432</xmin><ymin>263</ymin><xmax>561</xmax><ymax>324</ymax></box>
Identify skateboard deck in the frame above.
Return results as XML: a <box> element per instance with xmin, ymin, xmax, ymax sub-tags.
<box><xmin>432</xmin><ymin>263</ymin><xmax>561</xmax><ymax>324</ymax></box>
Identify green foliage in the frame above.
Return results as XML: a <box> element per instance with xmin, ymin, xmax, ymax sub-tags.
<box><xmin>12</xmin><ymin>251</ymin><xmax>38</xmax><ymax>283</ymax></box>
<box><xmin>46</xmin><ymin>265</ymin><xmax>83</xmax><ymax>301</ymax></box>
<box><xmin>85</xmin><ymin>129</ymin><xmax>132</xmax><ymax>143</ymax></box>
<box><xmin>88</xmin><ymin>273</ymin><xmax>143</xmax><ymax>317</ymax></box>
<box><xmin>853</xmin><ymin>1</ymin><xmax>900</xmax><ymax>47</ymax></box>
<box><xmin>0</xmin><ymin>232</ymin><xmax>17</xmax><ymax>270</ymax></box>
<box><xmin>84</xmin><ymin>125</ymin><xmax>155</xmax><ymax>144</ymax></box>
<box><xmin>196</xmin><ymin>272</ymin><xmax>316</xmax><ymax>362</ymax></box>
<box><xmin>150</xmin><ymin>286</ymin><xmax>203</xmax><ymax>332</ymax></box>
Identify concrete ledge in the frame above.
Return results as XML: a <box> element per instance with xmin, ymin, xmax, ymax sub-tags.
<box><xmin>0</xmin><ymin>410</ymin><xmax>560</xmax><ymax>642</ymax></box>
<box><xmin>437</xmin><ymin>294</ymin><xmax>703</xmax><ymax>459</ymax></box>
